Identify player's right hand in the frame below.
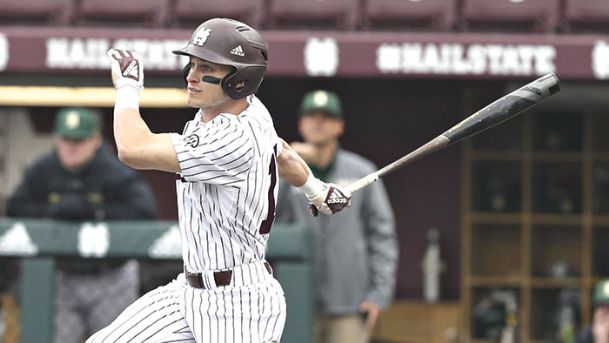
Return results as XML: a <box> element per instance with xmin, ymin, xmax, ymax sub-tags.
<box><xmin>307</xmin><ymin>182</ymin><xmax>352</xmax><ymax>216</ymax></box>
<box><xmin>107</xmin><ymin>49</ymin><xmax>144</xmax><ymax>91</ymax></box>
<box><xmin>290</xmin><ymin>142</ymin><xmax>316</xmax><ymax>163</ymax></box>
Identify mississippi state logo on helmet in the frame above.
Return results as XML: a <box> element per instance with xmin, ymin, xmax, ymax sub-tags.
<box><xmin>173</xmin><ymin>18</ymin><xmax>268</xmax><ymax>100</ymax></box>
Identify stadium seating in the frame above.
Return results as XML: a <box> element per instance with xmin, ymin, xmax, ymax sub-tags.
<box><xmin>361</xmin><ymin>0</ymin><xmax>457</xmax><ymax>31</ymax></box>
<box><xmin>0</xmin><ymin>0</ymin><xmax>73</xmax><ymax>26</ymax></box>
<box><xmin>170</xmin><ymin>0</ymin><xmax>264</xmax><ymax>29</ymax></box>
<box><xmin>563</xmin><ymin>0</ymin><xmax>609</xmax><ymax>33</ymax></box>
<box><xmin>460</xmin><ymin>0</ymin><xmax>560</xmax><ymax>33</ymax></box>
<box><xmin>74</xmin><ymin>0</ymin><xmax>169</xmax><ymax>27</ymax></box>
<box><xmin>267</xmin><ymin>0</ymin><xmax>360</xmax><ymax>30</ymax></box>
<box><xmin>2</xmin><ymin>0</ymin><xmax>603</xmax><ymax>35</ymax></box>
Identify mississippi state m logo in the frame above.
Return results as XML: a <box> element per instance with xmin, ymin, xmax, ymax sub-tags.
<box><xmin>192</xmin><ymin>28</ymin><xmax>212</xmax><ymax>47</ymax></box>
<box><xmin>184</xmin><ymin>134</ymin><xmax>200</xmax><ymax>148</ymax></box>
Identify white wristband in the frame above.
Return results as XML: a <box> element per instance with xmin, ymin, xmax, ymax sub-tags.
<box><xmin>299</xmin><ymin>172</ymin><xmax>325</xmax><ymax>197</ymax></box>
<box><xmin>114</xmin><ymin>85</ymin><xmax>140</xmax><ymax>114</ymax></box>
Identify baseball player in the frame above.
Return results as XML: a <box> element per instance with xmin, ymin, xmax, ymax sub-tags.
<box><xmin>86</xmin><ymin>18</ymin><xmax>351</xmax><ymax>343</ymax></box>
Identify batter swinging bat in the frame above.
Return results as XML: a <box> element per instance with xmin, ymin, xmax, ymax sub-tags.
<box><xmin>347</xmin><ymin>72</ymin><xmax>561</xmax><ymax>194</ymax></box>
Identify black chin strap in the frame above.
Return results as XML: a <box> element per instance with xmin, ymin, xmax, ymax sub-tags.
<box><xmin>202</xmin><ymin>75</ymin><xmax>222</xmax><ymax>84</ymax></box>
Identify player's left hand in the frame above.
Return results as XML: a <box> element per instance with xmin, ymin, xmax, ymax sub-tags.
<box><xmin>107</xmin><ymin>49</ymin><xmax>144</xmax><ymax>91</ymax></box>
<box><xmin>359</xmin><ymin>300</ymin><xmax>381</xmax><ymax>332</ymax></box>
<box><xmin>307</xmin><ymin>182</ymin><xmax>351</xmax><ymax>216</ymax></box>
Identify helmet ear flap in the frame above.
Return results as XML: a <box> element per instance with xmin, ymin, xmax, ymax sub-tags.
<box><xmin>221</xmin><ymin>68</ymin><xmax>243</xmax><ymax>100</ymax></box>
<box><xmin>222</xmin><ymin>66</ymin><xmax>266</xmax><ymax>100</ymax></box>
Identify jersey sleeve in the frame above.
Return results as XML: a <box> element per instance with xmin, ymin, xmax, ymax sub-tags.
<box><xmin>275</xmin><ymin>136</ymin><xmax>283</xmax><ymax>156</ymax></box>
<box><xmin>171</xmin><ymin>115</ymin><xmax>254</xmax><ymax>185</ymax></box>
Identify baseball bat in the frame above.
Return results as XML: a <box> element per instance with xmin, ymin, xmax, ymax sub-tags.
<box><xmin>347</xmin><ymin>72</ymin><xmax>561</xmax><ymax>194</ymax></box>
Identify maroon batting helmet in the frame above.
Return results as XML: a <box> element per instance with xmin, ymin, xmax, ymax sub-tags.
<box><xmin>173</xmin><ymin>18</ymin><xmax>268</xmax><ymax>99</ymax></box>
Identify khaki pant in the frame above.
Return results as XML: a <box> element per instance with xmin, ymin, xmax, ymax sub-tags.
<box><xmin>1</xmin><ymin>293</ymin><xmax>20</xmax><ymax>343</ymax></box>
<box><xmin>315</xmin><ymin>314</ymin><xmax>369</xmax><ymax>343</ymax></box>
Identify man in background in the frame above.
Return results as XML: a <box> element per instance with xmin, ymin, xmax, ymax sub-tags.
<box><xmin>6</xmin><ymin>107</ymin><xmax>157</xmax><ymax>343</ymax></box>
<box><xmin>276</xmin><ymin>90</ymin><xmax>398</xmax><ymax>343</ymax></box>
<box><xmin>575</xmin><ymin>279</ymin><xmax>609</xmax><ymax>343</ymax></box>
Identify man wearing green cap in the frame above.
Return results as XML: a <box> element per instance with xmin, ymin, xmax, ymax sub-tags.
<box><xmin>277</xmin><ymin>90</ymin><xmax>398</xmax><ymax>343</ymax></box>
<box><xmin>6</xmin><ymin>107</ymin><xmax>158</xmax><ymax>343</ymax></box>
<box><xmin>575</xmin><ymin>279</ymin><xmax>609</xmax><ymax>343</ymax></box>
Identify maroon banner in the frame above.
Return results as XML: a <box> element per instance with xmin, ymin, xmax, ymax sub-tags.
<box><xmin>0</xmin><ymin>27</ymin><xmax>608</xmax><ymax>80</ymax></box>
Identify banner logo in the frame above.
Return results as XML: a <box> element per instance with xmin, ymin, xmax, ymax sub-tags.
<box><xmin>592</xmin><ymin>40</ymin><xmax>609</xmax><ymax>79</ymax></box>
<box><xmin>0</xmin><ymin>34</ymin><xmax>8</xmax><ymax>71</ymax></box>
<box><xmin>376</xmin><ymin>42</ymin><xmax>556</xmax><ymax>76</ymax></box>
<box><xmin>304</xmin><ymin>37</ymin><xmax>339</xmax><ymax>76</ymax></box>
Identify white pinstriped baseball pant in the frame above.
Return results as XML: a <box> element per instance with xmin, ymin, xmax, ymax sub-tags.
<box><xmin>86</xmin><ymin>260</ymin><xmax>286</xmax><ymax>343</ymax></box>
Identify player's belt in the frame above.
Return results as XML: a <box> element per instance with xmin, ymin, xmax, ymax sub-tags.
<box><xmin>185</xmin><ymin>262</ymin><xmax>273</xmax><ymax>289</ymax></box>
<box><xmin>175</xmin><ymin>173</ymin><xmax>187</xmax><ymax>182</ymax></box>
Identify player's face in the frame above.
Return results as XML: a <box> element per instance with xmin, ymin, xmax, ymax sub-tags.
<box><xmin>55</xmin><ymin>134</ymin><xmax>101</xmax><ymax>172</ymax></box>
<box><xmin>298</xmin><ymin>111</ymin><xmax>344</xmax><ymax>147</ymax></box>
<box><xmin>185</xmin><ymin>57</ymin><xmax>232</xmax><ymax>110</ymax></box>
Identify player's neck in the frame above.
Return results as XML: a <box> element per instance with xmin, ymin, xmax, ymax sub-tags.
<box><xmin>201</xmin><ymin>99</ymin><xmax>249</xmax><ymax>122</ymax></box>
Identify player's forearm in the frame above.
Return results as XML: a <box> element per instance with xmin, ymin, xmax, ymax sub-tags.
<box><xmin>112</xmin><ymin>86</ymin><xmax>153</xmax><ymax>167</ymax></box>
<box><xmin>114</xmin><ymin>111</ymin><xmax>178</xmax><ymax>171</ymax></box>
<box><xmin>114</xmin><ymin>109</ymin><xmax>151</xmax><ymax>162</ymax></box>
<box><xmin>278</xmin><ymin>138</ymin><xmax>352</xmax><ymax>215</ymax></box>
<box><xmin>277</xmin><ymin>139</ymin><xmax>310</xmax><ymax>187</ymax></box>
<box><xmin>107</xmin><ymin>49</ymin><xmax>180</xmax><ymax>173</ymax></box>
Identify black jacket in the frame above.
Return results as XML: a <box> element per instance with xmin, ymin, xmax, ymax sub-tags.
<box><xmin>7</xmin><ymin>144</ymin><xmax>157</xmax><ymax>221</ymax></box>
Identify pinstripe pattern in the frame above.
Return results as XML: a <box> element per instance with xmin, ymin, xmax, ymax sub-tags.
<box><xmin>184</xmin><ymin>263</ymin><xmax>286</xmax><ymax>343</ymax></box>
<box><xmin>87</xmin><ymin>276</ymin><xmax>195</xmax><ymax>343</ymax></box>
<box><xmin>86</xmin><ymin>265</ymin><xmax>285</xmax><ymax>342</ymax></box>
<box><xmin>88</xmin><ymin>96</ymin><xmax>286</xmax><ymax>342</ymax></box>
<box><xmin>171</xmin><ymin>96</ymin><xmax>280</xmax><ymax>272</ymax></box>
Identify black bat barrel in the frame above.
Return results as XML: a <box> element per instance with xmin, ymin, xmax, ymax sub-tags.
<box><xmin>443</xmin><ymin>73</ymin><xmax>560</xmax><ymax>144</ymax></box>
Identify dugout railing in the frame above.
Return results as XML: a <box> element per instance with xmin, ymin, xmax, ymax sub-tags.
<box><xmin>0</xmin><ymin>219</ymin><xmax>314</xmax><ymax>343</ymax></box>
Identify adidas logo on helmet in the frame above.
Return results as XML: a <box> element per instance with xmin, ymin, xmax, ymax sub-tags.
<box><xmin>230</xmin><ymin>45</ymin><xmax>245</xmax><ymax>57</ymax></box>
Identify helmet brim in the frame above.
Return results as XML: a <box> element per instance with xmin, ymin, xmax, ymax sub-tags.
<box><xmin>173</xmin><ymin>46</ymin><xmax>238</xmax><ymax>68</ymax></box>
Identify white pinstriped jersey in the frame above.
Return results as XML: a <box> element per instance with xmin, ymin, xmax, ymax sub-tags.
<box><xmin>170</xmin><ymin>95</ymin><xmax>281</xmax><ymax>273</ymax></box>
<box><xmin>87</xmin><ymin>95</ymin><xmax>287</xmax><ymax>343</ymax></box>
